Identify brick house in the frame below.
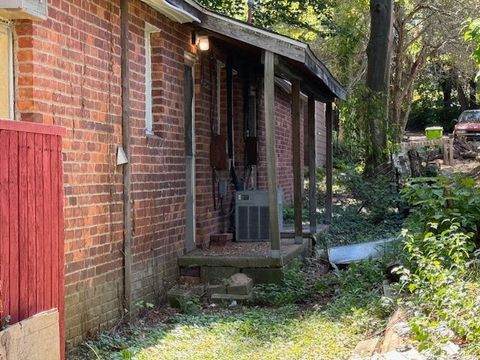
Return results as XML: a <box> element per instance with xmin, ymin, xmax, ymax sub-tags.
<box><xmin>0</xmin><ymin>0</ymin><xmax>345</xmax><ymax>347</ymax></box>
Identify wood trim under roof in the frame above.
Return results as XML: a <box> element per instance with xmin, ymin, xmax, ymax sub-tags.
<box><xmin>146</xmin><ymin>0</ymin><xmax>347</xmax><ymax>100</ymax></box>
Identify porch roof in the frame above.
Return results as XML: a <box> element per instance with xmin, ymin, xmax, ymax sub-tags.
<box><xmin>146</xmin><ymin>0</ymin><xmax>346</xmax><ymax>101</ymax></box>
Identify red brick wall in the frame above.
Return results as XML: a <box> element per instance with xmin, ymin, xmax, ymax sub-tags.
<box><xmin>257</xmin><ymin>85</ymin><xmax>304</xmax><ymax>203</ymax></box>
<box><xmin>303</xmin><ymin>100</ymin><xmax>326</xmax><ymax>168</ymax></box>
<box><xmin>14</xmin><ymin>0</ymin><xmax>197</xmax><ymax>346</ymax></box>
<box><xmin>15</xmin><ymin>0</ymin><xmax>124</xmax><ymax>345</ymax></box>
<box><xmin>126</xmin><ymin>0</ymin><xmax>194</xmax><ymax>310</ymax></box>
<box><xmin>193</xmin><ymin>49</ymin><xmax>246</xmax><ymax>246</ymax></box>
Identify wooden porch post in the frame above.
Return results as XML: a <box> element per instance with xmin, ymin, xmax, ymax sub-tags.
<box><xmin>307</xmin><ymin>95</ymin><xmax>317</xmax><ymax>233</ymax></box>
<box><xmin>264</xmin><ymin>50</ymin><xmax>281</xmax><ymax>258</ymax></box>
<box><xmin>291</xmin><ymin>79</ymin><xmax>303</xmax><ymax>244</ymax></box>
<box><xmin>325</xmin><ymin>102</ymin><xmax>333</xmax><ymax>224</ymax></box>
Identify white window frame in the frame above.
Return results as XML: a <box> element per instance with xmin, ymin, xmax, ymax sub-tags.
<box><xmin>0</xmin><ymin>19</ymin><xmax>14</xmax><ymax>119</ymax></box>
<box><xmin>144</xmin><ymin>23</ymin><xmax>161</xmax><ymax>135</ymax></box>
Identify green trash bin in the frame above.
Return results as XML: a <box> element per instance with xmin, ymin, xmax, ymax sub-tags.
<box><xmin>425</xmin><ymin>126</ymin><xmax>443</xmax><ymax>140</ymax></box>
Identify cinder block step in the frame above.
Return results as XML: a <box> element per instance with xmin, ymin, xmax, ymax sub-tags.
<box><xmin>227</xmin><ymin>273</ymin><xmax>253</xmax><ymax>295</ymax></box>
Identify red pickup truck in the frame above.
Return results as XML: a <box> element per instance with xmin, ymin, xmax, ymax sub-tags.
<box><xmin>454</xmin><ymin>110</ymin><xmax>480</xmax><ymax>141</ymax></box>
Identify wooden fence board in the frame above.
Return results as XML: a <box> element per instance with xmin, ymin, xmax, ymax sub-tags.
<box><xmin>26</xmin><ymin>133</ymin><xmax>36</xmax><ymax>317</ymax></box>
<box><xmin>34</xmin><ymin>134</ymin><xmax>44</xmax><ymax>313</ymax></box>
<box><xmin>0</xmin><ymin>130</ymin><xmax>9</xmax><ymax>319</ymax></box>
<box><xmin>19</xmin><ymin>132</ymin><xmax>28</xmax><ymax>321</ymax></box>
<box><xmin>43</xmin><ymin>135</ymin><xmax>52</xmax><ymax>309</ymax></box>
<box><xmin>0</xmin><ymin>121</ymin><xmax>65</xmax><ymax>359</ymax></box>
<box><xmin>9</xmin><ymin>131</ymin><xmax>19</xmax><ymax>324</ymax></box>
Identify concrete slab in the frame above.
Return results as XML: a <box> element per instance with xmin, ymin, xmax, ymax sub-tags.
<box><xmin>206</xmin><ymin>284</ymin><xmax>227</xmax><ymax>298</ymax></box>
<box><xmin>178</xmin><ymin>239</ymin><xmax>310</xmax><ymax>269</ymax></box>
<box><xmin>0</xmin><ymin>309</ymin><xmax>60</xmax><ymax>360</ymax></box>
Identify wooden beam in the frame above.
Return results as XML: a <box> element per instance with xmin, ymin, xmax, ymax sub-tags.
<box><xmin>291</xmin><ymin>79</ymin><xmax>303</xmax><ymax>244</ymax></box>
<box><xmin>120</xmin><ymin>0</ymin><xmax>133</xmax><ymax>314</ymax></box>
<box><xmin>275</xmin><ymin>60</ymin><xmax>336</xmax><ymax>103</ymax></box>
<box><xmin>308</xmin><ymin>95</ymin><xmax>317</xmax><ymax>234</ymax></box>
<box><xmin>325</xmin><ymin>102</ymin><xmax>333</xmax><ymax>224</ymax></box>
<box><xmin>264</xmin><ymin>50</ymin><xmax>281</xmax><ymax>258</ymax></box>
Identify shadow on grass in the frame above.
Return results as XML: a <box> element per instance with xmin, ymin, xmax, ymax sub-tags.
<box><xmin>69</xmin><ymin>305</ymin><xmax>303</xmax><ymax>360</ymax></box>
<box><xmin>70</xmin><ymin>276</ymin><xmax>390</xmax><ymax>360</ymax></box>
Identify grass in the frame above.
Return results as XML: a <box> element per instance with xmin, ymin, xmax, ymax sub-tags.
<box><xmin>71</xmin><ymin>160</ymin><xmax>402</xmax><ymax>360</ymax></box>
<box><xmin>71</xmin><ymin>260</ymin><xmax>392</xmax><ymax>360</ymax></box>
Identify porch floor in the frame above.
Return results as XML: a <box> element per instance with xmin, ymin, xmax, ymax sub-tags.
<box><xmin>178</xmin><ymin>225</ymin><xmax>328</xmax><ymax>284</ymax></box>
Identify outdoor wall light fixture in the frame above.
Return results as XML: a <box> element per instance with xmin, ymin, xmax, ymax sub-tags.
<box><xmin>197</xmin><ymin>35</ymin><xmax>210</xmax><ymax>51</ymax></box>
<box><xmin>192</xmin><ymin>32</ymin><xmax>210</xmax><ymax>51</ymax></box>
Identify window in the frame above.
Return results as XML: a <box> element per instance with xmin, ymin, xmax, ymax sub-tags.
<box><xmin>0</xmin><ymin>21</ymin><xmax>13</xmax><ymax>119</ymax></box>
<box><xmin>144</xmin><ymin>23</ymin><xmax>160</xmax><ymax>135</ymax></box>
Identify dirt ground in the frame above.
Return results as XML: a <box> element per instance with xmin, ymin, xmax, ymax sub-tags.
<box><xmin>442</xmin><ymin>158</ymin><xmax>480</xmax><ymax>178</ymax></box>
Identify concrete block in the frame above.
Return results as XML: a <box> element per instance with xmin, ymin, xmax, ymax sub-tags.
<box><xmin>200</xmin><ymin>266</ymin><xmax>239</xmax><ymax>284</ymax></box>
<box><xmin>206</xmin><ymin>284</ymin><xmax>227</xmax><ymax>298</ymax></box>
<box><xmin>242</xmin><ymin>268</ymin><xmax>284</xmax><ymax>284</ymax></box>
<box><xmin>179</xmin><ymin>266</ymin><xmax>200</xmax><ymax>277</ymax></box>
<box><xmin>227</xmin><ymin>273</ymin><xmax>253</xmax><ymax>295</ymax></box>
<box><xmin>0</xmin><ymin>309</ymin><xmax>60</xmax><ymax>360</ymax></box>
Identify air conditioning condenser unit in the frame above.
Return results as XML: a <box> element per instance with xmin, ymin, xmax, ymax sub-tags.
<box><xmin>235</xmin><ymin>190</ymin><xmax>283</xmax><ymax>242</ymax></box>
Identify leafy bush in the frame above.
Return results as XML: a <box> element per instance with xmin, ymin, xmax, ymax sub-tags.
<box><xmin>401</xmin><ymin>176</ymin><xmax>480</xmax><ymax>237</ymax></box>
<box><xmin>178</xmin><ymin>295</ymin><xmax>201</xmax><ymax>315</ymax></box>
<box><xmin>338</xmin><ymin>167</ymin><xmax>399</xmax><ymax>224</ymax></box>
<box><xmin>395</xmin><ymin>175</ymin><xmax>480</xmax><ymax>354</ymax></box>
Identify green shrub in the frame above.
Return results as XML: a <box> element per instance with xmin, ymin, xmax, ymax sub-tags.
<box><xmin>252</xmin><ymin>260</ymin><xmax>311</xmax><ymax>306</ymax></box>
<box><xmin>395</xmin><ymin>175</ymin><xmax>480</xmax><ymax>354</ymax></box>
<box><xmin>178</xmin><ymin>295</ymin><xmax>201</xmax><ymax>315</ymax></box>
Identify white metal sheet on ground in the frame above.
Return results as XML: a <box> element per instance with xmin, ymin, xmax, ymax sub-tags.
<box><xmin>328</xmin><ymin>238</ymin><xmax>396</xmax><ymax>265</ymax></box>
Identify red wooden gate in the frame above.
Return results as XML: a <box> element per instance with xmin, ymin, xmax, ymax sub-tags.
<box><xmin>0</xmin><ymin>119</ymin><xmax>65</xmax><ymax>357</ymax></box>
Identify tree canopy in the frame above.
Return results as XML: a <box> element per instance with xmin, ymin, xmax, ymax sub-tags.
<box><xmin>196</xmin><ymin>0</ymin><xmax>335</xmax><ymax>41</ymax></box>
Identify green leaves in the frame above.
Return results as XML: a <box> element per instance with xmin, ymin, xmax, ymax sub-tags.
<box><xmin>465</xmin><ymin>18</ymin><xmax>480</xmax><ymax>71</ymax></box>
<box><xmin>398</xmin><ymin>174</ymin><xmax>480</xmax><ymax>354</ymax></box>
<box><xmin>196</xmin><ymin>0</ymin><xmax>335</xmax><ymax>41</ymax></box>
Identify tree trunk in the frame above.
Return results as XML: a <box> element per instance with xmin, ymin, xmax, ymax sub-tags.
<box><xmin>470</xmin><ymin>78</ymin><xmax>478</xmax><ymax>109</ymax></box>
<box><xmin>365</xmin><ymin>0</ymin><xmax>394</xmax><ymax>174</ymax></box>
<box><xmin>441</xmin><ymin>75</ymin><xmax>453</xmax><ymax>108</ymax></box>
<box><xmin>457</xmin><ymin>83</ymin><xmax>468</xmax><ymax>112</ymax></box>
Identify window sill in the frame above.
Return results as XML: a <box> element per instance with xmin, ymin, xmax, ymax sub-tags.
<box><xmin>146</xmin><ymin>132</ymin><xmax>165</xmax><ymax>147</ymax></box>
